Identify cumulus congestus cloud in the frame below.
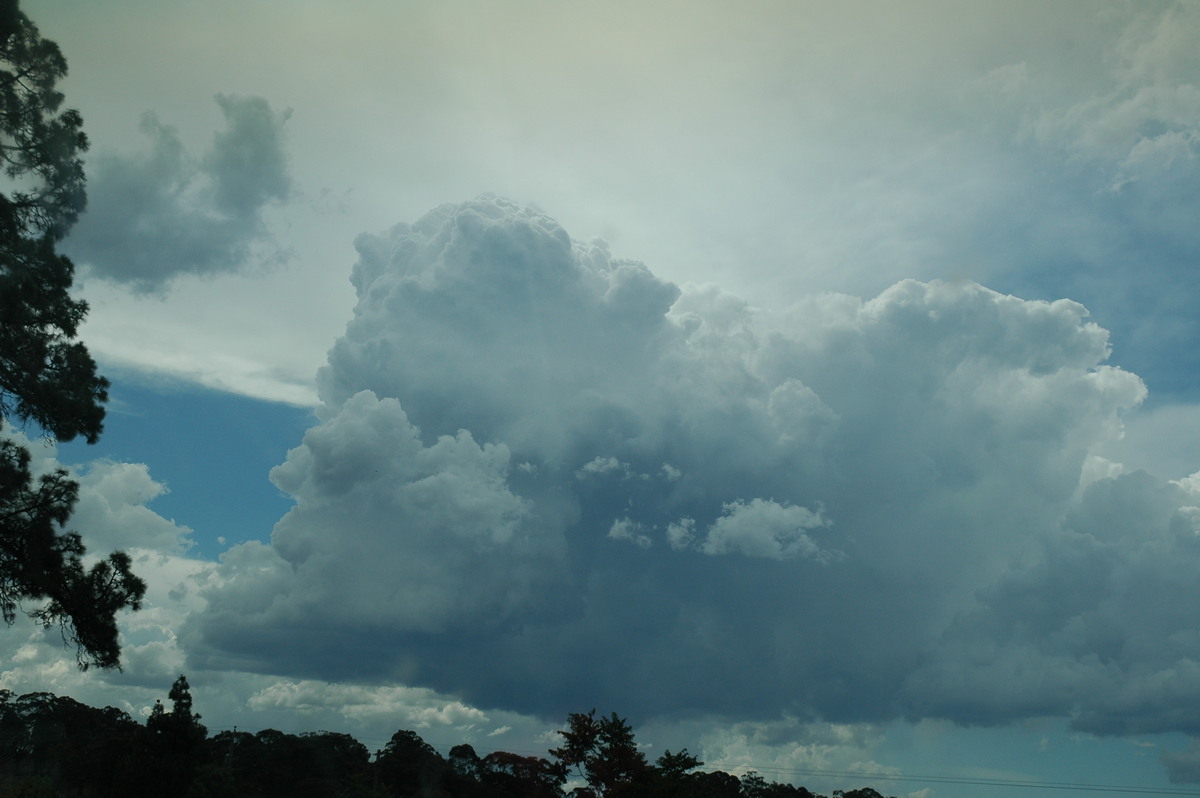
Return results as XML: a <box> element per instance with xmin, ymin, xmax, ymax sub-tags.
<box><xmin>66</xmin><ymin>94</ymin><xmax>292</xmax><ymax>292</ymax></box>
<box><xmin>187</xmin><ymin>196</ymin><xmax>1200</xmax><ymax>736</ymax></box>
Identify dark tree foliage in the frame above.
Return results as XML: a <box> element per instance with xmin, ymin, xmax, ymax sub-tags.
<box><xmin>0</xmin><ymin>687</ymin><xmax>902</xmax><ymax>798</ymax></box>
<box><xmin>448</xmin><ymin>742</ymin><xmax>485</xmax><ymax>784</ymax></box>
<box><xmin>0</xmin><ymin>688</ymin><xmax>143</xmax><ymax>795</ymax></box>
<box><xmin>143</xmin><ymin>675</ymin><xmax>209</xmax><ymax>795</ymax></box>
<box><xmin>374</xmin><ymin>728</ymin><xmax>450</xmax><ymax>797</ymax></box>
<box><xmin>0</xmin><ymin>0</ymin><xmax>143</xmax><ymax>670</ymax></box>
<box><xmin>742</xmin><ymin>771</ymin><xmax>818</xmax><ymax>798</ymax></box>
<box><xmin>480</xmin><ymin>749</ymin><xmax>567</xmax><ymax>798</ymax></box>
<box><xmin>550</xmin><ymin>710</ymin><xmax>650</xmax><ymax>798</ymax></box>
<box><xmin>147</xmin><ymin>674</ymin><xmax>208</xmax><ymax>746</ymax></box>
<box><xmin>644</xmin><ymin>748</ymin><xmax>703</xmax><ymax>797</ymax></box>
<box><xmin>684</xmin><ymin>769</ymin><xmax>744</xmax><ymax>798</ymax></box>
<box><xmin>202</xmin><ymin>727</ymin><xmax>375</xmax><ymax>798</ymax></box>
<box><xmin>0</xmin><ymin>0</ymin><xmax>86</xmax><ymax>241</ymax></box>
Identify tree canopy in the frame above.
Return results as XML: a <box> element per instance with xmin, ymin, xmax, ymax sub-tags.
<box><xmin>551</xmin><ymin>709</ymin><xmax>651</xmax><ymax>797</ymax></box>
<box><xmin>0</xmin><ymin>0</ymin><xmax>143</xmax><ymax>669</ymax></box>
<box><xmin>0</xmin><ymin>687</ymin><xmax>900</xmax><ymax>798</ymax></box>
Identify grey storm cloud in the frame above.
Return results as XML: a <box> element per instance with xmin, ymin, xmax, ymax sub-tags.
<box><xmin>186</xmin><ymin>196</ymin><xmax>1200</xmax><ymax>739</ymax></box>
<box><xmin>65</xmin><ymin>94</ymin><xmax>291</xmax><ymax>292</ymax></box>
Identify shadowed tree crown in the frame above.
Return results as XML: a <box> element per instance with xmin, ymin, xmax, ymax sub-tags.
<box><xmin>551</xmin><ymin>710</ymin><xmax>650</xmax><ymax>797</ymax></box>
<box><xmin>0</xmin><ymin>0</ymin><xmax>143</xmax><ymax>670</ymax></box>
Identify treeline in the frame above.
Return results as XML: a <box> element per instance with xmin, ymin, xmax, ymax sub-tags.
<box><xmin>1</xmin><ymin>677</ymin><xmax>897</xmax><ymax>798</ymax></box>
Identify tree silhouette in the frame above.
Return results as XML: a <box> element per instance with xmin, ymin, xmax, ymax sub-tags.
<box><xmin>1</xmin><ymin>691</ymin><xmax>903</xmax><ymax>798</ymax></box>
<box><xmin>0</xmin><ymin>688</ymin><xmax>143</xmax><ymax>794</ymax></box>
<box><xmin>481</xmin><ymin>749</ymin><xmax>567</xmax><ymax>798</ymax></box>
<box><xmin>0</xmin><ymin>0</ymin><xmax>143</xmax><ymax>669</ymax></box>
<box><xmin>551</xmin><ymin>710</ymin><xmax>649</xmax><ymax>797</ymax></box>
<box><xmin>374</xmin><ymin>728</ymin><xmax>449</xmax><ymax>797</ymax></box>
<box><xmin>144</xmin><ymin>675</ymin><xmax>208</xmax><ymax>795</ymax></box>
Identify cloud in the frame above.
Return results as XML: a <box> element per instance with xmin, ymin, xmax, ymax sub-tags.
<box><xmin>187</xmin><ymin>387</ymin><xmax>568</xmax><ymax>681</ymax></box>
<box><xmin>607</xmin><ymin>517</ymin><xmax>652</xmax><ymax>549</ymax></box>
<box><xmin>68</xmin><ymin>460</ymin><xmax>195</xmax><ymax>555</ymax></box>
<box><xmin>65</xmin><ymin>94</ymin><xmax>292</xmax><ymax>293</ymax></box>
<box><xmin>906</xmin><ymin>470</ymin><xmax>1200</xmax><ymax>736</ymax></box>
<box><xmin>8</xmin><ymin>426</ymin><xmax>196</xmax><ymax>558</ymax></box>
<box><xmin>698</xmin><ymin>499</ymin><xmax>833</xmax><ymax>562</ymax></box>
<box><xmin>1163</xmin><ymin>741</ymin><xmax>1200</xmax><ymax>784</ymax></box>
<box><xmin>13</xmin><ymin>0</ymin><xmax>1200</xmax><ymax>779</ymax></box>
<box><xmin>1033</xmin><ymin>1</ymin><xmax>1200</xmax><ymax>185</ymax></box>
<box><xmin>246</xmin><ymin>679</ymin><xmax>488</xmax><ymax>729</ymax></box>
<box><xmin>0</xmin><ymin>426</ymin><xmax>558</xmax><ymax>753</ymax></box>
<box><xmin>0</xmin><ymin>427</ymin><xmax>207</xmax><ymax>691</ymax></box>
<box><xmin>942</xmin><ymin>2</ymin><xmax>1200</xmax><ymax>400</ymax></box>
<box><xmin>635</xmin><ymin>713</ymin><xmax>899</xmax><ymax>797</ymax></box>
<box><xmin>176</xmin><ymin>195</ymin><xmax>1200</xmax><ymax>747</ymax></box>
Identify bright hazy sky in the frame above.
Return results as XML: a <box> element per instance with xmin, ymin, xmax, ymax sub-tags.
<box><xmin>8</xmin><ymin>2</ymin><xmax>1200</xmax><ymax>796</ymax></box>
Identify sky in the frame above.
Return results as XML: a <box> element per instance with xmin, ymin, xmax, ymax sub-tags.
<box><xmin>6</xmin><ymin>1</ymin><xmax>1200</xmax><ymax>795</ymax></box>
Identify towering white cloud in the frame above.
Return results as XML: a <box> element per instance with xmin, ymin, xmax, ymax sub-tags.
<box><xmin>179</xmin><ymin>196</ymin><xmax>1200</xmax><ymax>744</ymax></box>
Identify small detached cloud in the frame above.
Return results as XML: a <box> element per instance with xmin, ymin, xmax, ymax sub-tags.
<box><xmin>180</xmin><ymin>196</ymin><xmax>1200</xmax><ymax>751</ymax></box>
<box><xmin>607</xmin><ymin>518</ymin><xmax>651</xmax><ymax>549</ymax></box>
<box><xmin>699</xmin><ymin>499</ymin><xmax>833</xmax><ymax>562</ymax></box>
<box><xmin>66</xmin><ymin>94</ymin><xmax>292</xmax><ymax>293</ymax></box>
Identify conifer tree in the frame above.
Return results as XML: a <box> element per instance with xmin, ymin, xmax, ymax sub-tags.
<box><xmin>0</xmin><ymin>0</ymin><xmax>143</xmax><ymax>669</ymax></box>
